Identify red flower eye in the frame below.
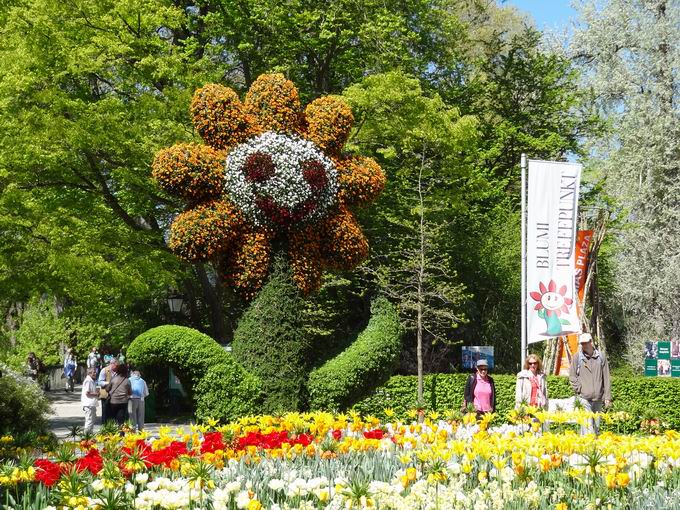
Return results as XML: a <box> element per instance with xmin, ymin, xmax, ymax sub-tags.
<box><xmin>244</xmin><ymin>152</ymin><xmax>275</xmax><ymax>183</ymax></box>
<box><xmin>302</xmin><ymin>159</ymin><xmax>328</xmax><ymax>191</ymax></box>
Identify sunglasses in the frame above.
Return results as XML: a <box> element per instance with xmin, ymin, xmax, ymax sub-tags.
<box><xmin>528</xmin><ymin>361</ymin><xmax>538</xmax><ymax>365</ymax></box>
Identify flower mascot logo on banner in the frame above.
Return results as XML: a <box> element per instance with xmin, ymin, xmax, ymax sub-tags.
<box><xmin>530</xmin><ymin>279</ymin><xmax>573</xmax><ymax>336</ymax></box>
<box><xmin>152</xmin><ymin>74</ymin><xmax>385</xmax><ymax>297</ymax></box>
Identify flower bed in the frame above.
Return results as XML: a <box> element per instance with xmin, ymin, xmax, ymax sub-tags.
<box><xmin>1</xmin><ymin>411</ymin><xmax>679</xmax><ymax>509</ymax></box>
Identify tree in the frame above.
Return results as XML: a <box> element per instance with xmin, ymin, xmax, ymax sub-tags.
<box><xmin>344</xmin><ymin>72</ymin><xmax>476</xmax><ymax>397</ymax></box>
<box><xmin>570</xmin><ymin>0</ymin><xmax>680</xmax><ymax>369</ymax></box>
<box><xmin>445</xmin><ymin>27</ymin><xmax>599</xmax><ymax>368</ymax></box>
<box><xmin>0</xmin><ymin>0</ymin><xmax>228</xmax><ymax>341</ymax></box>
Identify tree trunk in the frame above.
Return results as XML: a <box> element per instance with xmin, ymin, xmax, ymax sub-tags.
<box><xmin>416</xmin><ymin>152</ymin><xmax>426</xmax><ymax>409</ymax></box>
<box><xmin>194</xmin><ymin>263</ymin><xmax>228</xmax><ymax>342</ymax></box>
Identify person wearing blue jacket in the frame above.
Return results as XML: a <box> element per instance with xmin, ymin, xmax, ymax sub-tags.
<box><xmin>63</xmin><ymin>349</ymin><xmax>77</xmax><ymax>392</ymax></box>
<box><xmin>129</xmin><ymin>369</ymin><xmax>149</xmax><ymax>431</ymax></box>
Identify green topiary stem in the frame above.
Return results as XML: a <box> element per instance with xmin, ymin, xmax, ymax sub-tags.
<box><xmin>231</xmin><ymin>255</ymin><xmax>311</xmax><ymax>413</ymax></box>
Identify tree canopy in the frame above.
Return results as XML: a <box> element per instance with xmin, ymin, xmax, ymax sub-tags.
<box><xmin>0</xmin><ymin>0</ymin><xmax>609</xmax><ymax>374</ymax></box>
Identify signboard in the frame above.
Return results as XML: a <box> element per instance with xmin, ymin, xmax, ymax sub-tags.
<box><xmin>526</xmin><ymin>160</ymin><xmax>582</xmax><ymax>343</ymax></box>
<box><xmin>645</xmin><ymin>358</ymin><xmax>659</xmax><ymax>377</ymax></box>
<box><xmin>672</xmin><ymin>360</ymin><xmax>680</xmax><ymax>378</ymax></box>
<box><xmin>644</xmin><ymin>340</ymin><xmax>680</xmax><ymax>377</ymax></box>
<box><xmin>462</xmin><ymin>346</ymin><xmax>494</xmax><ymax>370</ymax></box>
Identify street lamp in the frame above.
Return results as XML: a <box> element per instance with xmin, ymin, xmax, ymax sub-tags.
<box><xmin>167</xmin><ymin>294</ymin><xmax>184</xmax><ymax>314</ymax></box>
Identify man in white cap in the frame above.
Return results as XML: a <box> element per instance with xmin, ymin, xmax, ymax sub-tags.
<box><xmin>568</xmin><ymin>332</ymin><xmax>612</xmax><ymax>434</ymax></box>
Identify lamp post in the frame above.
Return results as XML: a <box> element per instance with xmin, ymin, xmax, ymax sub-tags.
<box><xmin>167</xmin><ymin>294</ymin><xmax>184</xmax><ymax>315</ymax></box>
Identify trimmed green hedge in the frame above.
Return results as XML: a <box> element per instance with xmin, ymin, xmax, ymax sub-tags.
<box><xmin>194</xmin><ymin>363</ymin><xmax>264</xmax><ymax>421</ymax></box>
<box><xmin>127</xmin><ymin>325</ymin><xmax>262</xmax><ymax>421</ymax></box>
<box><xmin>353</xmin><ymin>373</ymin><xmax>680</xmax><ymax>430</ymax></box>
<box><xmin>232</xmin><ymin>258</ymin><xmax>310</xmax><ymax>413</ymax></box>
<box><xmin>308</xmin><ymin>297</ymin><xmax>402</xmax><ymax>411</ymax></box>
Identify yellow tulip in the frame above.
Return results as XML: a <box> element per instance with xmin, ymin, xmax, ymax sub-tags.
<box><xmin>616</xmin><ymin>471</ymin><xmax>630</xmax><ymax>487</ymax></box>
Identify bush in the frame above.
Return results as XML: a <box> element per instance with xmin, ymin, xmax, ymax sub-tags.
<box><xmin>0</xmin><ymin>362</ymin><xmax>51</xmax><ymax>434</ymax></box>
<box><xmin>308</xmin><ymin>297</ymin><xmax>402</xmax><ymax>411</ymax></box>
<box><xmin>127</xmin><ymin>325</ymin><xmax>262</xmax><ymax>418</ymax></box>
<box><xmin>353</xmin><ymin>372</ymin><xmax>680</xmax><ymax>430</ymax></box>
<box><xmin>232</xmin><ymin>258</ymin><xmax>311</xmax><ymax>413</ymax></box>
<box><xmin>194</xmin><ymin>363</ymin><xmax>263</xmax><ymax>422</ymax></box>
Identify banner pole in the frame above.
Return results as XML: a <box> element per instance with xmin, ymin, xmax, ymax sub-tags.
<box><xmin>520</xmin><ymin>153</ymin><xmax>527</xmax><ymax>368</ymax></box>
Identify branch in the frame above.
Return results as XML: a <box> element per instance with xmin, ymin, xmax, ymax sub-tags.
<box><xmin>84</xmin><ymin>151</ymin><xmax>151</xmax><ymax>232</ymax></box>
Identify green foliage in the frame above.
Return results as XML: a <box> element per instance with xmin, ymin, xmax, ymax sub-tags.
<box><xmin>127</xmin><ymin>325</ymin><xmax>261</xmax><ymax>418</ymax></box>
<box><xmin>194</xmin><ymin>364</ymin><xmax>263</xmax><ymax>422</ymax></box>
<box><xmin>353</xmin><ymin>373</ymin><xmax>680</xmax><ymax>430</ymax></box>
<box><xmin>308</xmin><ymin>297</ymin><xmax>402</xmax><ymax>411</ymax></box>
<box><xmin>343</xmin><ymin>71</ymin><xmax>476</xmax><ymax>371</ymax></box>
<box><xmin>304</xmin><ymin>275</ymin><xmax>368</xmax><ymax>368</ymax></box>
<box><xmin>2</xmin><ymin>299</ymin><xmax>71</xmax><ymax>368</ymax></box>
<box><xmin>231</xmin><ymin>258</ymin><xmax>310</xmax><ymax>413</ymax></box>
<box><xmin>2</xmin><ymin>298</ymin><xmax>112</xmax><ymax>370</ymax></box>
<box><xmin>0</xmin><ymin>0</ymin><xmax>215</xmax><ymax>344</ymax></box>
<box><xmin>0</xmin><ymin>362</ymin><xmax>50</xmax><ymax>434</ymax></box>
<box><xmin>446</xmin><ymin>28</ymin><xmax>600</xmax><ymax>370</ymax></box>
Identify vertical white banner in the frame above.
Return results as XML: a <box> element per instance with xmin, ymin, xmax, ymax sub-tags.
<box><xmin>526</xmin><ymin>160</ymin><xmax>582</xmax><ymax>344</ymax></box>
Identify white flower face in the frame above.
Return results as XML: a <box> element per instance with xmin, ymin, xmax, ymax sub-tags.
<box><xmin>225</xmin><ymin>131</ymin><xmax>338</xmax><ymax>228</ymax></box>
<box><xmin>540</xmin><ymin>291</ymin><xmax>564</xmax><ymax>311</ymax></box>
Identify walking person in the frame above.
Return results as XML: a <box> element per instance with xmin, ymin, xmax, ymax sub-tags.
<box><xmin>129</xmin><ymin>369</ymin><xmax>149</xmax><ymax>432</ymax></box>
<box><xmin>98</xmin><ymin>357</ymin><xmax>118</xmax><ymax>424</ymax></box>
<box><xmin>63</xmin><ymin>349</ymin><xmax>77</xmax><ymax>392</ymax></box>
<box><xmin>515</xmin><ymin>354</ymin><xmax>548</xmax><ymax>408</ymax></box>
<box><xmin>104</xmin><ymin>363</ymin><xmax>131</xmax><ymax>427</ymax></box>
<box><xmin>87</xmin><ymin>347</ymin><xmax>101</xmax><ymax>377</ymax></box>
<box><xmin>569</xmin><ymin>333</ymin><xmax>612</xmax><ymax>435</ymax></box>
<box><xmin>81</xmin><ymin>367</ymin><xmax>99</xmax><ymax>434</ymax></box>
<box><xmin>26</xmin><ymin>352</ymin><xmax>40</xmax><ymax>382</ymax></box>
<box><xmin>463</xmin><ymin>359</ymin><xmax>496</xmax><ymax>417</ymax></box>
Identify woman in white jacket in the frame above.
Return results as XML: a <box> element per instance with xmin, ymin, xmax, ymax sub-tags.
<box><xmin>515</xmin><ymin>354</ymin><xmax>548</xmax><ymax>409</ymax></box>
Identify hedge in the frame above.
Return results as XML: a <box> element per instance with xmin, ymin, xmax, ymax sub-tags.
<box><xmin>307</xmin><ymin>297</ymin><xmax>402</xmax><ymax>411</ymax></box>
<box><xmin>194</xmin><ymin>363</ymin><xmax>264</xmax><ymax>421</ymax></box>
<box><xmin>127</xmin><ymin>325</ymin><xmax>262</xmax><ymax>420</ymax></box>
<box><xmin>231</xmin><ymin>258</ymin><xmax>310</xmax><ymax>413</ymax></box>
<box><xmin>352</xmin><ymin>373</ymin><xmax>680</xmax><ymax>430</ymax></box>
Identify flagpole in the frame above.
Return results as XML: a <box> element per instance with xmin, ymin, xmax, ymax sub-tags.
<box><xmin>520</xmin><ymin>153</ymin><xmax>527</xmax><ymax>368</ymax></box>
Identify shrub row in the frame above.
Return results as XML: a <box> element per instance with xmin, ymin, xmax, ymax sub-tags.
<box><xmin>308</xmin><ymin>297</ymin><xmax>402</xmax><ymax>411</ymax></box>
<box><xmin>352</xmin><ymin>373</ymin><xmax>680</xmax><ymax>430</ymax></box>
<box><xmin>127</xmin><ymin>325</ymin><xmax>262</xmax><ymax>421</ymax></box>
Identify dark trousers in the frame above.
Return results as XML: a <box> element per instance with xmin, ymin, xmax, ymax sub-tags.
<box><xmin>101</xmin><ymin>399</ymin><xmax>111</xmax><ymax>424</ymax></box>
<box><xmin>109</xmin><ymin>402</ymin><xmax>128</xmax><ymax>426</ymax></box>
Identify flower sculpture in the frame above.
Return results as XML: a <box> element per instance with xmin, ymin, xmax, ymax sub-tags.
<box><xmin>153</xmin><ymin>74</ymin><xmax>385</xmax><ymax>297</ymax></box>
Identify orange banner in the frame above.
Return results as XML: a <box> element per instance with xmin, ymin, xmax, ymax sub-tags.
<box><xmin>556</xmin><ymin>230</ymin><xmax>593</xmax><ymax>374</ymax></box>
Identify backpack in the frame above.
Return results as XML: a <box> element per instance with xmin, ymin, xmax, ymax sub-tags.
<box><xmin>131</xmin><ymin>377</ymin><xmax>146</xmax><ymax>398</ymax></box>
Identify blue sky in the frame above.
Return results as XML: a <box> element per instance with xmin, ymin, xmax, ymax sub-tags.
<box><xmin>505</xmin><ymin>0</ymin><xmax>577</xmax><ymax>30</ymax></box>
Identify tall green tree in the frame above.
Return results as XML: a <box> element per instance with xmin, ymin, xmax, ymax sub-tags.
<box><xmin>344</xmin><ymin>71</ymin><xmax>477</xmax><ymax>382</ymax></box>
<box><xmin>0</xmin><ymin>0</ymin><xmax>224</xmax><ymax>341</ymax></box>
<box><xmin>447</xmin><ymin>28</ymin><xmax>599</xmax><ymax>368</ymax></box>
<box><xmin>570</xmin><ymin>0</ymin><xmax>680</xmax><ymax>369</ymax></box>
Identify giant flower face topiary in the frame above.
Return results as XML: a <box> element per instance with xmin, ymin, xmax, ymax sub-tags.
<box><xmin>153</xmin><ymin>74</ymin><xmax>385</xmax><ymax>297</ymax></box>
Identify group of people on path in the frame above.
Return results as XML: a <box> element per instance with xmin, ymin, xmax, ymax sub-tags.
<box><xmin>79</xmin><ymin>349</ymin><xmax>149</xmax><ymax>435</ymax></box>
<box><xmin>463</xmin><ymin>332</ymin><xmax>612</xmax><ymax>434</ymax></box>
<box><xmin>26</xmin><ymin>346</ymin><xmax>150</xmax><ymax>435</ymax></box>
